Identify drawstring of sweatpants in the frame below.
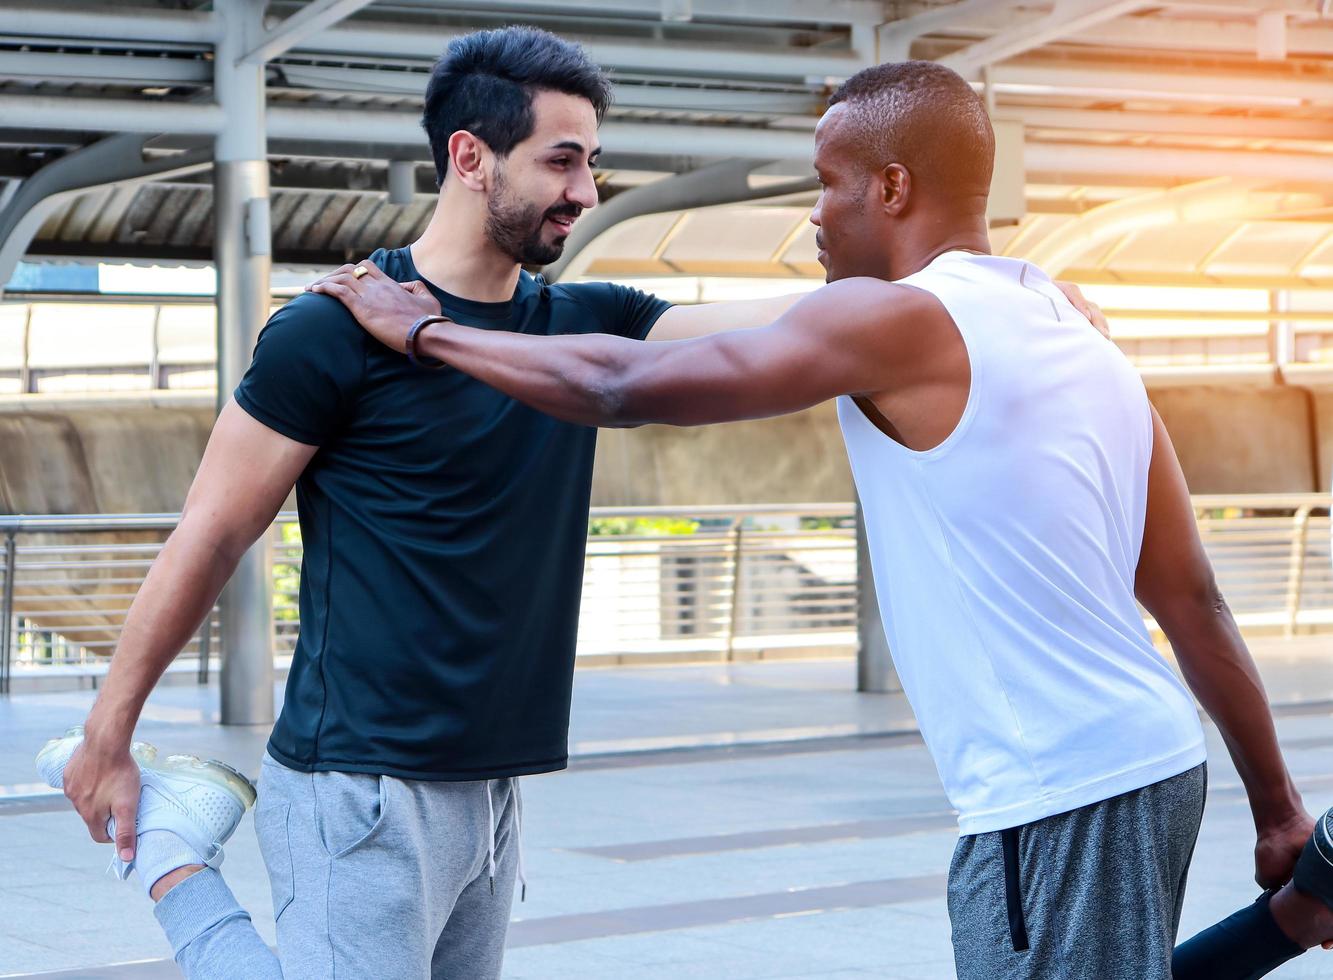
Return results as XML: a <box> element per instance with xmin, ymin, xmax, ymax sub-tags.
<box><xmin>485</xmin><ymin>778</ymin><xmax>527</xmax><ymax>901</ymax></box>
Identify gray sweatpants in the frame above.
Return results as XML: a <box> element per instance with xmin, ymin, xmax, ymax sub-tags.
<box><xmin>948</xmin><ymin>764</ymin><xmax>1207</xmax><ymax>980</ymax></box>
<box><xmin>154</xmin><ymin>753</ymin><xmax>520</xmax><ymax>979</ymax></box>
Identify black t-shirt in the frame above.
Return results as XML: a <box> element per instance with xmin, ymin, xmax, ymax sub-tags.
<box><xmin>235</xmin><ymin>246</ymin><xmax>670</xmax><ymax>779</ymax></box>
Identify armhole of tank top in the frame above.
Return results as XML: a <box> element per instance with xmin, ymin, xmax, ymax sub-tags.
<box><xmin>844</xmin><ymin>281</ymin><xmax>980</xmax><ymax>462</ymax></box>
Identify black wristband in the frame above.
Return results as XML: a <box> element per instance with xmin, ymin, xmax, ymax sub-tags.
<box><xmin>406</xmin><ymin>314</ymin><xmax>449</xmax><ymax>369</ymax></box>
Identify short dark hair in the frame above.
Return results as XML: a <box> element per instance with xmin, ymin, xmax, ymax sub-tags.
<box><xmin>828</xmin><ymin>61</ymin><xmax>994</xmax><ymax>198</ymax></box>
<box><xmin>422</xmin><ymin>27</ymin><xmax>613</xmax><ymax>187</ymax></box>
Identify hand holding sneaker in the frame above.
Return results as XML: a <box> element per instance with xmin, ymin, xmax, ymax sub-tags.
<box><xmin>37</xmin><ymin>726</ymin><xmax>256</xmax><ymax>897</ymax></box>
<box><xmin>59</xmin><ymin>730</ymin><xmax>143</xmax><ymax>863</ymax></box>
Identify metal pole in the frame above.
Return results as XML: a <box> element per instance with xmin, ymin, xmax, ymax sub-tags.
<box><xmin>149</xmin><ymin>304</ymin><xmax>162</xmax><ymax>390</ymax></box>
<box><xmin>2</xmin><ymin>531</ymin><xmax>16</xmax><ymax>695</ymax></box>
<box><xmin>724</xmin><ymin>519</ymin><xmax>744</xmax><ymax>662</ymax></box>
<box><xmin>1285</xmin><ymin>505</ymin><xmax>1312</xmax><ymax>639</ymax></box>
<box><xmin>216</xmin><ymin>0</ymin><xmax>274</xmax><ymax>726</ymax></box>
<box><xmin>19</xmin><ymin>305</ymin><xmax>32</xmax><ymax>394</ymax></box>
<box><xmin>197</xmin><ymin>610</ymin><xmax>212</xmax><ymax>685</ymax></box>
<box><xmin>855</xmin><ymin>496</ymin><xmax>899</xmax><ymax>693</ymax></box>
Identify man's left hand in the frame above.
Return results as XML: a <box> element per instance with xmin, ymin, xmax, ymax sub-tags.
<box><xmin>1054</xmin><ymin>280</ymin><xmax>1109</xmax><ymax>339</ymax></box>
<box><xmin>1255</xmin><ymin>808</ymin><xmax>1316</xmax><ymax>889</ymax></box>
<box><xmin>308</xmin><ymin>260</ymin><xmax>441</xmax><ymax>354</ymax></box>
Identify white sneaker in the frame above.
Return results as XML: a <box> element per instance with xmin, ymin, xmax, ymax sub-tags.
<box><xmin>36</xmin><ymin>725</ymin><xmax>257</xmax><ymax>880</ymax></box>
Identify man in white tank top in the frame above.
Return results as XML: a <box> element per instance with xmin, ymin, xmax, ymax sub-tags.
<box><xmin>315</xmin><ymin>61</ymin><xmax>1333</xmax><ymax>979</ymax></box>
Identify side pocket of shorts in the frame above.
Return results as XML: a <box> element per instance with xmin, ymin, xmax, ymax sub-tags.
<box><xmin>254</xmin><ymin>802</ymin><xmax>295</xmax><ymax>922</ymax></box>
<box><xmin>1000</xmin><ymin>826</ymin><xmax>1030</xmax><ymax>953</ymax></box>
<box><xmin>313</xmin><ymin>770</ymin><xmax>390</xmax><ymax>859</ymax></box>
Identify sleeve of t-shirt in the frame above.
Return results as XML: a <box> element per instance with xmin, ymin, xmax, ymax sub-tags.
<box><xmin>560</xmin><ymin>281</ymin><xmax>673</xmax><ymax>341</ymax></box>
<box><xmin>232</xmin><ymin>292</ymin><xmax>366</xmax><ymax>447</ymax></box>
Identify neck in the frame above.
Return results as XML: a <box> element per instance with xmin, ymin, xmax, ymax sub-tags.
<box><xmin>890</xmin><ymin>210</ymin><xmax>991</xmax><ymax>280</ymax></box>
<box><xmin>409</xmin><ymin>192</ymin><xmax>523</xmax><ymax>303</ymax></box>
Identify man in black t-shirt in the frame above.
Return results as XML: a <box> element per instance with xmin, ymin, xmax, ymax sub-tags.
<box><xmin>46</xmin><ymin>27</ymin><xmax>1109</xmax><ymax>980</ymax></box>
<box><xmin>46</xmin><ymin>27</ymin><xmax>818</xmax><ymax>980</ymax></box>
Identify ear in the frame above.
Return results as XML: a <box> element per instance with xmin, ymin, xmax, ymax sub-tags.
<box><xmin>447</xmin><ymin>130</ymin><xmax>492</xmax><ymax>193</ymax></box>
<box><xmin>880</xmin><ymin>163</ymin><xmax>910</xmax><ymax>217</ymax></box>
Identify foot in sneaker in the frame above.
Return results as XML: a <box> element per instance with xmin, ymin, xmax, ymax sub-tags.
<box><xmin>1270</xmin><ymin>806</ymin><xmax>1333</xmax><ymax>950</ymax></box>
<box><xmin>36</xmin><ymin>726</ymin><xmax>256</xmax><ymax>896</ymax></box>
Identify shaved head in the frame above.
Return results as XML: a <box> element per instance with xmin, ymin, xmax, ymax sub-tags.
<box><xmin>827</xmin><ymin>61</ymin><xmax>994</xmax><ymax>200</ymax></box>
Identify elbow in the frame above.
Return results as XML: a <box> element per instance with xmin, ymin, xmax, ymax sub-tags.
<box><xmin>176</xmin><ymin>502</ymin><xmax>258</xmax><ymax>568</ymax></box>
<box><xmin>591</xmin><ymin>373</ymin><xmax>627</xmax><ymax>426</ymax></box>
<box><xmin>1190</xmin><ymin>575</ymin><xmax>1228</xmax><ymax>618</ymax></box>
<box><xmin>581</xmin><ymin>364</ymin><xmax>642</xmax><ymax>428</ymax></box>
<box><xmin>1152</xmin><ymin>574</ymin><xmax>1232</xmax><ymax>639</ymax></box>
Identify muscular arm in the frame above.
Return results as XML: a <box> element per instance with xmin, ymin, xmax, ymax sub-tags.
<box><xmin>646</xmin><ymin>279</ymin><xmax>1106</xmax><ymax>341</ymax></box>
<box><xmin>1135</xmin><ymin>407</ymin><xmax>1310</xmax><ymax>886</ymax></box>
<box><xmin>646</xmin><ymin>292</ymin><xmax>812</xmax><ymax>341</ymax></box>
<box><xmin>414</xmin><ymin>278</ymin><xmax>937</xmax><ymax>427</ymax></box>
<box><xmin>66</xmin><ymin>400</ymin><xmax>316</xmax><ymax>855</ymax></box>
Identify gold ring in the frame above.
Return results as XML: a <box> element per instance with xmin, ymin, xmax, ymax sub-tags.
<box><xmin>353</xmin><ymin>266</ymin><xmax>368</xmax><ymax>279</ymax></box>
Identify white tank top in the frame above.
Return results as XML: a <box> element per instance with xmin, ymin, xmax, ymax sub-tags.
<box><xmin>839</xmin><ymin>251</ymin><xmax>1205</xmax><ymax>835</ymax></box>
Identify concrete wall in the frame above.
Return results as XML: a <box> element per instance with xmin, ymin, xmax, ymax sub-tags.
<box><xmin>591</xmin><ymin>402</ymin><xmax>853</xmax><ymax>506</ymax></box>
<box><xmin>0</xmin><ymin>385</ymin><xmax>1327</xmax><ymax>516</ymax></box>
<box><xmin>1150</xmin><ymin>386</ymin><xmax>1323</xmax><ymax>494</ymax></box>
<box><xmin>0</xmin><ymin>403</ymin><xmax>213</xmax><ymax>514</ymax></box>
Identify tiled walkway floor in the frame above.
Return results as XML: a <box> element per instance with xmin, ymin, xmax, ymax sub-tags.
<box><xmin>2</xmin><ymin>641</ymin><xmax>1331</xmax><ymax>978</ymax></box>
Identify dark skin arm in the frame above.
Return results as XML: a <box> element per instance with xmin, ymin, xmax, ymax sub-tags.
<box><xmin>316</xmin><ymin>261</ymin><xmax>1311</xmax><ymax>887</ymax></box>
<box><xmin>311</xmin><ymin>259</ymin><xmax>941</xmax><ymax>427</ymax></box>
<box><xmin>1136</xmin><ymin>407</ymin><xmax>1312</xmax><ymax>888</ymax></box>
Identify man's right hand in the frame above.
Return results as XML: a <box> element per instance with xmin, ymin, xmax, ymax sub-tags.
<box><xmin>62</xmin><ymin>736</ymin><xmax>141</xmax><ymax>861</ymax></box>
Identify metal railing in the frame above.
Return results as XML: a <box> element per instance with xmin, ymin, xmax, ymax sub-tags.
<box><xmin>1189</xmin><ymin>495</ymin><xmax>1333</xmax><ymax>636</ymax></box>
<box><xmin>0</xmin><ymin>504</ymin><xmax>858</xmax><ymax>690</ymax></box>
<box><xmin>0</xmin><ymin>496</ymin><xmax>1329</xmax><ymax>691</ymax></box>
<box><xmin>5</xmin><ymin>296</ymin><xmax>1333</xmax><ymax>398</ymax></box>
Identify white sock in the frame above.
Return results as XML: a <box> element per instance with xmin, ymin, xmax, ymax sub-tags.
<box><xmin>133</xmin><ymin>829</ymin><xmax>205</xmax><ymax>897</ymax></box>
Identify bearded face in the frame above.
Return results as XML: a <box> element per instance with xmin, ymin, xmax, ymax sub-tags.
<box><xmin>484</xmin><ymin>164</ymin><xmax>583</xmax><ymax>266</ymax></box>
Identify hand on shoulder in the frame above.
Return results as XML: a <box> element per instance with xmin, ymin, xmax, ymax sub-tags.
<box><xmin>307</xmin><ymin>259</ymin><xmax>442</xmax><ymax>354</ymax></box>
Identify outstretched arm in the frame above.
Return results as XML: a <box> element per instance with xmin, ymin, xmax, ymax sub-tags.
<box><xmin>65</xmin><ymin>402</ymin><xmax>315</xmax><ymax>860</ymax></box>
<box><xmin>646</xmin><ymin>279</ymin><xmax>1109</xmax><ymax>341</ymax></box>
<box><xmin>312</xmin><ymin>261</ymin><xmax>940</xmax><ymax>427</ymax></box>
<box><xmin>1135</xmin><ymin>406</ymin><xmax>1311</xmax><ymax>888</ymax></box>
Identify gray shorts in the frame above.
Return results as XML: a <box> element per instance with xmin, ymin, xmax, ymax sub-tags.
<box><xmin>155</xmin><ymin>754</ymin><xmax>521</xmax><ymax>979</ymax></box>
<box><xmin>947</xmin><ymin>764</ymin><xmax>1207</xmax><ymax>980</ymax></box>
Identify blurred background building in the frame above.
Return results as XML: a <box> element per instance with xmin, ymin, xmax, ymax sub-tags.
<box><xmin>0</xmin><ymin>0</ymin><xmax>1330</xmax><ymax>709</ymax></box>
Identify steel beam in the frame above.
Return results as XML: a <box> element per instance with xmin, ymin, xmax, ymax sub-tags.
<box><xmin>542</xmin><ymin>158</ymin><xmax>816</xmax><ymax>281</ymax></box>
<box><xmin>1024</xmin><ymin>142</ymin><xmax>1333</xmax><ymax>184</ymax></box>
<box><xmin>275</xmin><ymin>64</ymin><xmax>826</xmax><ymax>116</ymax></box>
<box><xmin>0</xmin><ymin>95</ymin><xmax>224</xmax><ymax>135</ymax></box>
<box><xmin>263</xmin><ymin>111</ymin><xmax>818</xmax><ymax>160</ymax></box>
<box><xmin>986</xmin><ymin>62</ymin><xmax>1333</xmax><ymax>106</ymax></box>
<box><xmin>897</xmin><ymin>6</ymin><xmax>1333</xmax><ymax>56</ymax></box>
<box><xmin>1</xmin><ymin>3</ymin><xmax>218</xmax><ymax>44</ymax></box>
<box><xmin>288</xmin><ymin>20</ymin><xmax>869</xmax><ymax>80</ymax></box>
<box><xmin>879</xmin><ymin>0</ymin><xmax>1019</xmax><ymax>61</ymax></box>
<box><xmin>389</xmin><ymin>0</ymin><xmax>887</xmax><ymax>24</ymax></box>
<box><xmin>1065</xmin><ymin>15</ymin><xmax>1333</xmax><ymax>56</ymax></box>
<box><xmin>245</xmin><ymin>0</ymin><xmax>380</xmax><ymax>64</ymax></box>
<box><xmin>0</xmin><ymin>51</ymin><xmax>212</xmax><ymax>87</ymax></box>
<box><xmin>1013</xmin><ymin>106</ymin><xmax>1333</xmax><ymax>142</ymax></box>
<box><xmin>940</xmin><ymin>0</ymin><xmax>1151</xmax><ymax>78</ymax></box>
<box><xmin>0</xmin><ymin>136</ymin><xmax>209</xmax><ymax>300</ymax></box>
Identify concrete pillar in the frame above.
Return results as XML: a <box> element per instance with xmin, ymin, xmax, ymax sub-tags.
<box><xmin>387</xmin><ymin>159</ymin><xmax>415</xmax><ymax>205</ymax></box>
<box><xmin>215</xmin><ymin>0</ymin><xmax>274</xmax><ymax>726</ymax></box>
<box><xmin>855</xmin><ymin>496</ymin><xmax>899</xmax><ymax>693</ymax></box>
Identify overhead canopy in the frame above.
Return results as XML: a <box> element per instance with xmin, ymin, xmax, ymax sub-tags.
<box><xmin>0</xmin><ymin>0</ymin><xmax>1331</xmax><ymax>284</ymax></box>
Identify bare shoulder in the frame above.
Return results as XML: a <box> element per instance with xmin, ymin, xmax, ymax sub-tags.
<box><xmin>783</xmin><ymin>277</ymin><xmax>953</xmax><ymax>361</ymax></box>
<box><xmin>793</xmin><ymin>277</ymin><xmax>946</xmax><ymax>325</ymax></box>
